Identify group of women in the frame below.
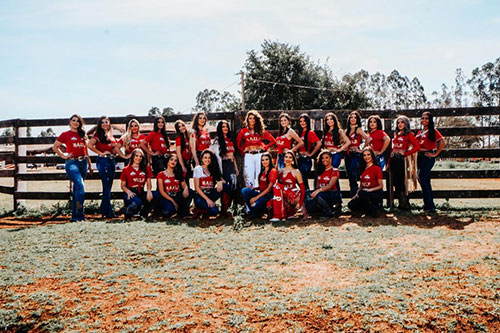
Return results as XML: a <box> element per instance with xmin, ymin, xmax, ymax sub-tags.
<box><xmin>53</xmin><ymin>110</ymin><xmax>445</xmax><ymax>222</ymax></box>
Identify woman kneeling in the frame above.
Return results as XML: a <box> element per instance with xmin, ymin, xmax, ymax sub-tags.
<box><xmin>193</xmin><ymin>150</ymin><xmax>225</xmax><ymax>218</ymax></box>
<box><xmin>157</xmin><ymin>154</ymin><xmax>192</xmax><ymax>218</ymax></box>
<box><xmin>305</xmin><ymin>150</ymin><xmax>342</xmax><ymax>219</ymax></box>
<box><xmin>348</xmin><ymin>147</ymin><xmax>383</xmax><ymax>218</ymax></box>
<box><xmin>120</xmin><ymin>149</ymin><xmax>154</xmax><ymax>219</ymax></box>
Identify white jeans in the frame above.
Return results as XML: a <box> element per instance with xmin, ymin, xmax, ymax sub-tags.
<box><xmin>244</xmin><ymin>152</ymin><xmax>262</xmax><ymax>189</ymax></box>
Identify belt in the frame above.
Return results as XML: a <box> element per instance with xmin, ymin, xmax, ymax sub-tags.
<box><xmin>166</xmin><ymin>191</ymin><xmax>178</xmax><ymax>196</ymax></box>
<box><xmin>69</xmin><ymin>156</ymin><xmax>86</xmax><ymax>161</ymax></box>
<box><xmin>247</xmin><ymin>150</ymin><xmax>263</xmax><ymax>155</ymax></box>
<box><xmin>100</xmin><ymin>154</ymin><xmax>117</xmax><ymax>159</ymax></box>
<box><xmin>201</xmin><ymin>189</ymin><xmax>212</xmax><ymax>194</ymax></box>
<box><xmin>418</xmin><ymin>150</ymin><xmax>436</xmax><ymax>155</ymax></box>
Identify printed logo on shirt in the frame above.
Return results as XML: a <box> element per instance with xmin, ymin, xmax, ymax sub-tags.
<box><xmin>130</xmin><ymin>171</ymin><xmax>136</xmax><ymax>176</ymax></box>
<box><xmin>71</xmin><ymin>137</ymin><xmax>77</xmax><ymax>141</ymax></box>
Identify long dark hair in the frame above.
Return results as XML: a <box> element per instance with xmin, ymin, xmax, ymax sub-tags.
<box><xmin>322</xmin><ymin>112</ymin><xmax>341</xmax><ymax>146</ymax></box>
<box><xmin>244</xmin><ymin>110</ymin><xmax>265</xmax><ymax>135</ymax></box>
<box><xmin>345</xmin><ymin>110</ymin><xmax>362</xmax><ymax>137</ymax></box>
<box><xmin>315</xmin><ymin>150</ymin><xmax>332</xmax><ymax>176</ymax></box>
<box><xmin>70</xmin><ymin>114</ymin><xmax>87</xmax><ymax>140</ymax></box>
<box><xmin>95</xmin><ymin>116</ymin><xmax>111</xmax><ymax>144</ymax></box>
<box><xmin>128</xmin><ymin>148</ymin><xmax>148</xmax><ymax>174</ymax></box>
<box><xmin>359</xmin><ymin>147</ymin><xmax>379</xmax><ymax>173</ymax></box>
<box><xmin>216</xmin><ymin>120</ymin><xmax>233</xmax><ymax>157</ymax></box>
<box><xmin>174</xmin><ymin>120</ymin><xmax>189</xmax><ymax>154</ymax></box>
<box><xmin>165</xmin><ymin>153</ymin><xmax>184</xmax><ymax>181</ymax></box>
<box><xmin>258</xmin><ymin>152</ymin><xmax>275</xmax><ymax>184</ymax></box>
<box><xmin>192</xmin><ymin>112</ymin><xmax>207</xmax><ymax>137</ymax></box>
<box><xmin>298</xmin><ymin>113</ymin><xmax>311</xmax><ymax>152</ymax></box>
<box><xmin>367</xmin><ymin>115</ymin><xmax>383</xmax><ymax>133</ymax></box>
<box><xmin>278</xmin><ymin>113</ymin><xmax>291</xmax><ymax>136</ymax></box>
<box><xmin>153</xmin><ymin>115</ymin><xmax>169</xmax><ymax>143</ymax></box>
<box><xmin>423</xmin><ymin>111</ymin><xmax>436</xmax><ymax>142</ymax></box>
<box><xmin>200</xmin><ymin>149</ymin><xmax>222</xmax><ymax>182</ymax></box>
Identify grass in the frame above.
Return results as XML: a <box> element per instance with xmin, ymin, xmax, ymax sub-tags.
<box><xmin>0</xmin><ymin>213</ymin><xmax>499</xmax><ymax>330</ymax></box>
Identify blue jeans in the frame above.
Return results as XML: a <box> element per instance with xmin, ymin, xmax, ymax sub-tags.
<box><xmin>65</xmin><ymin>159</ymin><xmax>88</xmax><ymax>221</ymax></box>
<box><xmin>298</xmin><ymin>155</ymin><xmax>312</xmax><ymax>191</ymax></box>
<box><xmin>277</xmin><ymin>153</ymin><xmax>285</xmax><ymax>170</ymax></box>
<box><xmin>194</xmin><ymin>189</ymin><xmax>220</xmax><ymax>216</ymax></box>
<box><xmin>331</xmin><ymin>152</ymin><xmax>342</xmax><ymax>168</ymax></box>
<box><xmin>96</xmin><ymin>156</ymin><xmax>116</xmax><ymax>217</ymax></box>
<box><xmin>123</xmin><ymin>188</ymin><xmax>153</xmax><ymax>218</ymax></box>
<box><xmin>345</xmin><ymin>151</ymin><xmax>361</xmax><ymax>197</ymax></box>
<box><xmin>305</xmin><ymin>190</ymin><xmax>341</xmax><ymax>217</ymax></box>
<box><xmin>241</xmin><ymin>187</ymin><xmax>273</xmax><ymax>218</ymax></box>
<box><xmin>376</xmin><ymin>155</ymin><xmax>386</xmax><ymax>171</ymax></box>
<box><xmin>418</xmin><ymin>154</ymin><xmax>436</xmax><ymax>211</ymax></box>
<box><xmin>160</xmin><ymin>190</ymin><xmax>193</xmax><ymax>218</ymax></box>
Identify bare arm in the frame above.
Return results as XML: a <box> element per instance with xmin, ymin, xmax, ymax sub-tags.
<box><xmin>338</xmin><ymin>131</ymin><xmax>351</xmax><ymax>152</ymax></box>
<box><xmin>53</xmin><ymin>141</ymin><xmax>70</xmax><ymax>160</ymax></box>
<box><xmin>288</xmin><ymin>129</ymin><xmax>304</xmax><ymax>153</ymax></box>
<box><xmin>87</xmin><ymin>137</ymin><xmax>105</xmax><ymax>156</ymax></box>
<box><xmin>114</xmin><ymin>142</ymin><xmax>130</xmax><ymax>159</ymax></box>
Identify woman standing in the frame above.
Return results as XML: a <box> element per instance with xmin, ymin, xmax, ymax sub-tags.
<box><xmin>140</xmin><ymin>116</ymin><xmax>170</xmax><ymax>176</ymax></box>
<box><xmin>190</xmin><ymin>112</ymin><xmax>212</xmax><ymax>166</ymax></box>
<box><xmin>157</xmin><ymin>154</ymin><xmax>192</xmax><ymax>218</ymax></box>
<box><xmin>275</xmin><ymin>113</ymin><xmax>303</xmax><ymax>169</ymax></box>
<box><xmin>296</xmin><ymin>113</ymin><xmax>322</xmax><ymax>191</ymax></box>
<box><xmin>193</xmin><ymin>149</ymin><xmax>225</xmax><ymax>218</ymax></box>
<box><xmin>53</xmin><ymin>114</ymin><xmax>92</xmax><ymax>222</ymax></box>
<box><xmin>390</xmin><ymin>116</ymin><xmax>420</xmax><ymax>210</ymax></box>
<box><xmin>321</xmin><ymin>112</ymin><xmax>350</xmax><ymax>168</ymax></box>
<box><xmin>348</xmin><ymin>147</ymin><xmax>384</xmax><ymax>217</ymax></box>
<box><xmin>115</xmin><ymin>119</ymin><xmax>146</xmax><ymax>162</ymax></box>
<box><xmin>212</xmin><ymin>120</ymin><xmax>239</xmax><ymax>217</ymax></box>
<box><xmin>416</xmin><ymin>112</ymin><xmax>446</xmax><ymax>213</ymax></box>
<box><xmin>87</xmin><ymin>116</ymin><xmax>117</xmax><ymax>218</ymax></box>
<box><xmin>305</xmin><ymin>150</ymin><xmax>342</xmax><ymax>219</ymax></box>
<box><xmin>174</xmin><ymin>120</ymin><xmax>193</xmax><ymax>181</ymax></box>
<box><xmin>367</xmin><ymin>115</ymin><xmax>390</xmax><ymax>170</ymax></box>
<box><xmin>270</xmin><ymin>151</ymin><xmax>306</xmax><ymax>222</ymax></box>
<box><xmin>345</xmin><ymin>111</ymin><xmax>371</xmax><ymax>197</ymax></box>
<box><xmin>241</xmin><ymin>152</ymin><xmax>277</xmax><ymax>218</ymax></box>
<box><xmin>120</xmin><ymin>149</ymin><xmax>154</xmax><ymax>219</ymax></box>
<box><xmin>236</xmin><ymin>110</ymin><xmax>276</xmax><ymax>189</ymax></box>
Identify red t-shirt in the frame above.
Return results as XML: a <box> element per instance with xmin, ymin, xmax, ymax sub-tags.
<box><xmin>120</xmin><ymin>165</ymin><xmax>153</xmax><ymax>192</ymax></box>
<box><xmin>258</xmin><ymin>168</ymin><xmax>278</xmax><ymax>192</ymax></box>
<box><xmin>317</xmin><ymin>167</ymin><xmax>340</xmax><ymax>190</ymax></box>
<box><xmin>416</xmin><ymin>129</ymin><xmax>443</xmax><ymax>151</ymax></box>
<box><xmin>392</xmin><ymin>132</ymin><xmax>420</xmax><ymax>156</ymax></box>
<box><xmin>276</xmin><ymin>133</ymin><xmax>292</xmax><ymax>154</ymax></box>
<box><xmin>236</xmin><ymin>128</ymin><xmax>276</xmax><ymax>153</ymax></box>
<box><xmin>224</xmin><ymin>135</ymin><xmax>235</xmax><ymax>154</ymax></box>
<box><xmin>145</xmin><ymin>131</ymin><xmax>169</xmax><ymax>154</ymax></box>
<box><xmin>298</xmin><ymin>130</ymin><xmax>320</xmax><ymax>153</ymax></box>
<box><xmin>369</xmin><ymin>129</ymin><xmax>388</xmax><ymax>152</ymax></box>
<box><xmin>175</xmin><ymin>135</ymin><xmax>193</xmax><ymax>161</ymax></box>
<box><xmin>57</xmin><ymin>130</ymin><xmax>87</xmax><ymax>157</ymax></box>
<box><xmin>360</xmin><ymin>165</ymin><xmax>383</xmax><ymax>189</ymax></box>
<box><xmin>322</xmin><ymin>131</ymin><xmax>342</xmax><ymax>150</ymax></box>
<box><xmin>118</xmin><ymin>134</ymin><xmax>146</xmax><ymax>155</ymax></box>
<box><xmin>348</xmin><ymin>130</ymin><xmax>361</xmax><ymax>149</ymax></box>
<box><xmin>94</xmin><ymin>133</ymin><xmax>117</xmax><ymax>154</ymax></box>
<box><xmin>157</xmin><ymin>171</ymin><xmax>182</xmax><ymax>193</ymax></box>
<box><xmin>194</xmin><ymin>166</ymin><xmax>214</xmax><ymax>190</ymax></box>
<box><xmin>192</xmin><ymin>129</ymin><xmax>211</xmax><ymax>151</ymax></box>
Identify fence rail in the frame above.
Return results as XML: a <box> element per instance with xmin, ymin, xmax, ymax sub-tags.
<box><xmin>1</xmin><ymin>107</ymin><xmax>499</xmax><ymax>210</ymax></box>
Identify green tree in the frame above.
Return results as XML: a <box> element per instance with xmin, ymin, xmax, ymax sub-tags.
<box><xmin>193</xmin><ymin>89</ymin><xmax>240</xmax><ymax>113</ymax></box>
<box><xmin>39</xmin><ymin>128</ymin><xmax>56</xmax><ymax>137</ymax></box>
<box><xmin>243</xmin><ymin>40</ymin><xmax>369</xmax><ymax>110</ymax></box>
<box><xmin>148</xmin><ymin>107</ymin><xmax>161</xmax><ymax>116</ymax></box>
<box><xmin>468</xmin><ymin>57</ymin><xmax>500</xmax><ymax>107</ymax></box>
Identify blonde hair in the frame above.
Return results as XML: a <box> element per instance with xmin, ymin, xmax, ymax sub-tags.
<box><xmin>120</xmin><ymin>119</ymin><xmax>140</xmax><ymax>149</ymax></box>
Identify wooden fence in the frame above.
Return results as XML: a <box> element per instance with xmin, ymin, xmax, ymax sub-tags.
<box><xmin>0</xmin><ymin>107</ymin><xmax>499</xmax><ymax>210</ymax></box>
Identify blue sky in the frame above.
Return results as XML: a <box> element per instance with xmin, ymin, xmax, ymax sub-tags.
<box><xmin>1</xmin><ymin>0</ymin><xmax>499</xmax><ymax>120</ymax></box>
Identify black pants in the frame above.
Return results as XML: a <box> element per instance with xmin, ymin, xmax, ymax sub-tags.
<box><xmin>390</xmin><ymin>155</ymin><xmax>405</xmax><ymax>197</ymax></box>
<box><xmin>348</xmin><ymin>190</ymin><xmax>383</xmax><ymax>217</ymax></box>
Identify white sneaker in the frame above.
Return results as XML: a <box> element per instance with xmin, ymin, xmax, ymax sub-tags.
<box><xmin>269</xmin><ymin>217</ymin><xmax>281</xmax><ymax>222</ymax></box>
